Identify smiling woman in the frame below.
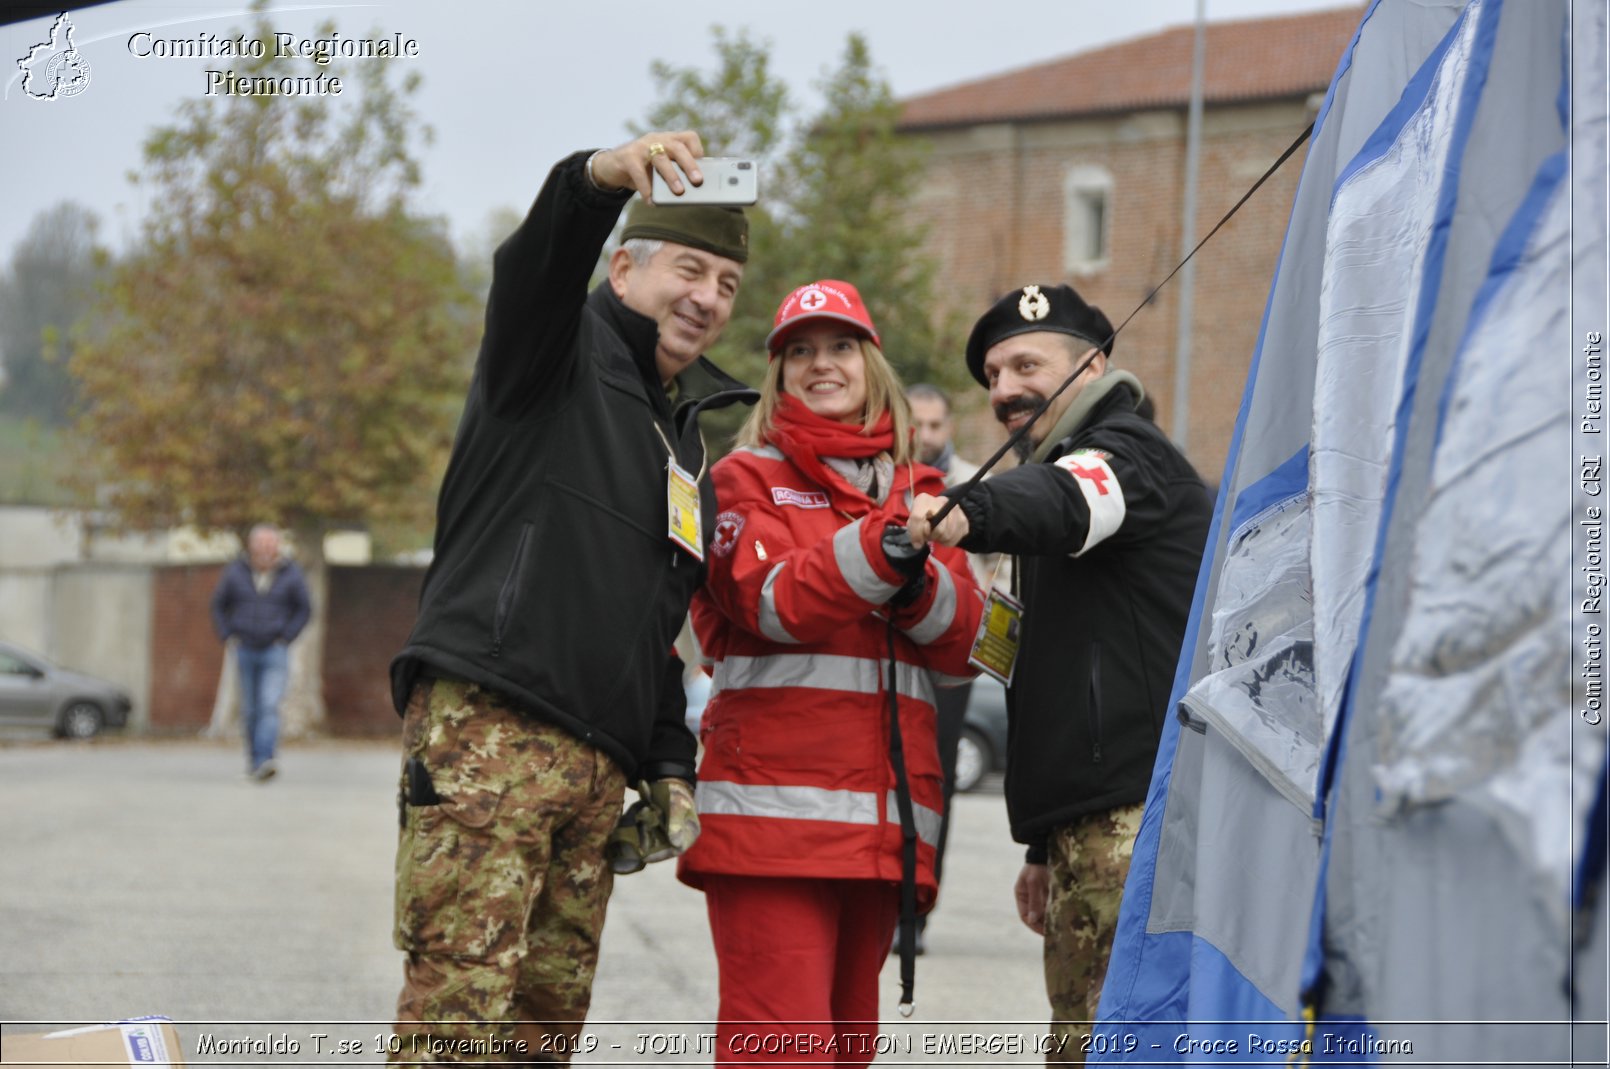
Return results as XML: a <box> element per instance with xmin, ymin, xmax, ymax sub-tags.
<box><xmin>679</xmin><ymin>278</ymin><xmax>987</xmax><ymax>1065</ymax></box>
<box><xmin>777</xmin><ymin>325</ymin><xmax>868</xmax><ymax>422</ymax></box>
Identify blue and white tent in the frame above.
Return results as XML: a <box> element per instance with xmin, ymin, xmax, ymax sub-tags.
<box><xmin>1096</xmin><ymin>0</ymin><xmax>1607</xmax><ymax>1063</ymax></box>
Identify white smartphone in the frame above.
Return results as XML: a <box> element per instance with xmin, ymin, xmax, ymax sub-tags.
<box><xmin>651</xmin><ymin>157</ymin><xmax>759</xmax><ymax>206</ymax></box>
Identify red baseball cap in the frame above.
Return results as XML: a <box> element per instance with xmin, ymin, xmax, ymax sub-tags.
<box><xmin>765</xmin><ymin>280</ymin><xmax>881</xmax><ymax>355</ymax></box>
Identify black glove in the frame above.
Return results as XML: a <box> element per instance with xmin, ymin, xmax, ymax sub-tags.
<box><xmin>882</xmin><ymin>524</ymin><xmax>931</xmax><ymax>609</ymax></box>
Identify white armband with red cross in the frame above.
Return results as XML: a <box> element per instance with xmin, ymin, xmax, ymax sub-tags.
<box><xmin>1052</xmin><ymin>449</ymin><xmax>1126</xmax><ymax>556</ymax></box>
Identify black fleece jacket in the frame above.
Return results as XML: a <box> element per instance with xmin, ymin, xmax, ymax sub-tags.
<box><xmin>949</xmin><ymin>383</ymin><xmax>1211</xmax><ymax>858</ymax></box>
<box><xmin>391</xmin><ymin>151</ymin><xmax>757</xmax><ymax>780</ymax></box>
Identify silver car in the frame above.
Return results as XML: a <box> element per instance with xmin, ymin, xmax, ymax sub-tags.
<box><xmin>0</xmin><ymin>641</ymin><xmax>133</xmax><ymax>739</ymax></box>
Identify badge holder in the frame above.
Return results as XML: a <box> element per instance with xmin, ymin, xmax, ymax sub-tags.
<box><xmin>967</xmin><ymin>587</ymin><xmax>1023</xmax><ymax>685</ymax></box>
<box><xmin>666</xmin><ymin>459</ymin><xmax>704</xmax><ymax>561</ymax></box>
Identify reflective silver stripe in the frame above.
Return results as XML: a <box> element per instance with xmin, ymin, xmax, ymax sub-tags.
<box><xmin>733</xmin><ymin>443</ymin><xmax>785</xmax><ymax>461</ymax></box>
<box><xmin>693</xmin><ymin>781</ymin><xmax>944</xmax><ymax>850</ymax></box>
<box><xmin>901</xmin><ymin>563</ymin><xmax>957</xmax><ymax>645</ymax></box>
<box><xmin>833</xmin><ymin>518</ymin><xmax>903</xmax><ymax>604</ymax></box>
<box><xmin>757</xmin><ymin>562</ymin><xmax>802</xmax><ymax>645</ymax></box>
<box><xmin>713</xmin><ymin>652</ymin><xmax>936</xmax><ymax>707</ymax></box>
<box><xmin>886</xmin><ymin>791</ymin><xmax>944</xmax><ymax>847</ymax></box>
<box><xmin>697</xmin><ymin>780</ymin><xmax>878</xmax><ymax>826</ymax></box>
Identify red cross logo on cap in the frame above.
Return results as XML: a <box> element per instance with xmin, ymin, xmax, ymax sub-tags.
<box><xmin>799</xmin><ymin>288</ymin><xmax>827</xmax><ymax>312</ymax></box>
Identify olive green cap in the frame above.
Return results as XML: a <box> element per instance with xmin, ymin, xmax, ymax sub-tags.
<box><xmin>621</xmin><ymin>198</ymin><xmax>749</xmax><ymax>264</ymax></box>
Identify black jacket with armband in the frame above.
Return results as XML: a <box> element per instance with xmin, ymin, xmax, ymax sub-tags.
<box><xmin>943</xmin><ymin>375</ymin><xmax>1212</xmax><ymax>860</ymax></box>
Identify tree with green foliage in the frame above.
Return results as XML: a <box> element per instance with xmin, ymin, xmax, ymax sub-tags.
<box><xmin>0</xmin><ymin>201</ymin><xmax>103</xmax><ymax>427</ymax></box>
<box><xmin>70</xmin><ymin>3</ymin><xmax>478</xmax><ymax>734</ymax></box>
<box><xmin>782</xmin><ymin>33</ymin><xmax>964</xmax><ymax>390</ymax></box>
<box><xmin>638</xmin><ymin>27</ymin><xmax>970</xmax><ymax>448</ymax></box>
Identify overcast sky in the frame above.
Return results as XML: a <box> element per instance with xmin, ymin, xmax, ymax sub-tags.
<box><xmin>0</xmin><ymin>0</ymin><xmax>1354</xmax><ymax>261</ymax></box>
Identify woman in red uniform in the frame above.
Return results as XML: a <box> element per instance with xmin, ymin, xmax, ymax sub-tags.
<box><xmin>680</xmin><ymin>280</ymin><xmax>985</xmax><ymax>1065</ymax></box>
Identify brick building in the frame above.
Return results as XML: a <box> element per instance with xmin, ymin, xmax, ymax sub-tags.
<box><xmin>897</xmin><ymin>5</ymin><xmax>1362</xmax><ymax>479</ymax></box>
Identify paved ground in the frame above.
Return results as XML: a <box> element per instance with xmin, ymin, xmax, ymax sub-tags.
<box><xmin>0</xmin><ymin>735</ymin><xmax>1055</xmax><ymax>1065</ymax></box>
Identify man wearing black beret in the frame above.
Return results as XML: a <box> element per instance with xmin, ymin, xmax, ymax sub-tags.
<box><xmin>387</xmin><ymin>130</ymin><xmax>757</xmax><ymax>1057</ymax></box>
<box><xmin>909</xmin><ymin>283</ymin><xmax>1211</xmax><ymax>1061</ymax></box>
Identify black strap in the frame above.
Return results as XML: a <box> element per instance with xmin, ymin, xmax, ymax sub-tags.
<box><xmin>884</xmin><ymin>616</ymin><xmax>920</xmax><ymax>1015</ymax></box>
<box><xmin>929</xmin><ymin>120</ymin><xmax>1316</xmax><ymax>526</ymax></box>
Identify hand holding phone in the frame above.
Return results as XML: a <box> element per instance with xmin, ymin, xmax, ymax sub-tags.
<box><xmin>651</xmin><ymin>158</ymin><xmax>759</xmax><ymax>206</ymax></box>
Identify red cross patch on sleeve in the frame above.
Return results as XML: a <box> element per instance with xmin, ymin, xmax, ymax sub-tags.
<box><xmin>1052</xmin><ymin>449</ymin><xmax>1126</xmax><ymax>555</ymax></box>
<box><xmin>712</xmin><ymin>511</ymin><xmax>745</xmax><ymax>557</ymax></box>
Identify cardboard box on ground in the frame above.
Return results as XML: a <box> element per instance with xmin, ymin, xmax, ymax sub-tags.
<box><xmin>2</xmin><ymin>1019</ymin><xmax>186</xmax><ymax>1069</ymax></box>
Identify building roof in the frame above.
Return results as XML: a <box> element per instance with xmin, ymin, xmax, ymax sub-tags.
<box><xmin>898</xmin><ymin>5</ymin><xmax>1364</xmax><ymax>130</ymax></box>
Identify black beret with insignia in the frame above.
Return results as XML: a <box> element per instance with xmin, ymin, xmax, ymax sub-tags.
<box><xmin>965</xmin><ymin>283</ymin><xmax>1115</xmax><ymax>386</ymax></box>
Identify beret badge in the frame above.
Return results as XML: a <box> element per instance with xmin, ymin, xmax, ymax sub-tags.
<box><xmin>1018</xmin><ymin>285</ymin><xmax>1050</xmax><ymax>322</ymax></box>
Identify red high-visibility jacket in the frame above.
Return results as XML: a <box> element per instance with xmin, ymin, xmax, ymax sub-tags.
<box><xmin>678</xmin><ymin>441</ymin><xmax>985</xmax><ymax>907</ymax></box>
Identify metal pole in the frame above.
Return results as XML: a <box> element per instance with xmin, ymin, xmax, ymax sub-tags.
<box><xmin>1172</xmin><ymin>0</ymin><xmax>1207</xmax><ymax>456</ymax></box>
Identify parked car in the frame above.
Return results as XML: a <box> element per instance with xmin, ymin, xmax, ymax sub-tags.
<box><xmin>0</xmin><ymin>641</ymin><xmax>133</xmax><ymax>739</ymax></box>
<box><xmin>955</xmin><ymin>674</ymin><xmax>1009</xmax><ymax>793</ymax></box>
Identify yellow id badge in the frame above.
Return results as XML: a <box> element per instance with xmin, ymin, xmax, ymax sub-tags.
<box><xmin>666</xmin><ymin>460</ymin><xmax>704</xmax><ymax>561</ymax></box>
<box><xmin>968</xmin><ymin>588</ymin><xmax>1023</xmax><ymax>685</ymax></box>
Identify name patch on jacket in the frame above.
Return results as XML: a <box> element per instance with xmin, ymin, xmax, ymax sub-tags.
<box><xmin>771</xmin><ymin>487</ymin><xmax>831</xmax><ymax>509</ymax></box>
<box><xmin>1054</xmin><ymin>449</ymin><xmax>1126</xmax><ymax>556</ymax></box>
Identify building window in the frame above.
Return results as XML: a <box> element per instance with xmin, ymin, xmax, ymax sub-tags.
<box><xmin>1063</xmin><ymin>165</ymin><xmax>1112</xmax><ymax>274</ymax></box>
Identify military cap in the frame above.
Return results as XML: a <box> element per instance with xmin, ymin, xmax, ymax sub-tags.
<box><xmin>965</xmin><ymin>283</ymin><xmax>1114</xmax><ymax>386</ymax></box>
<box><xmin>622</xmin><ymin>197</ymin><xmax>749</xmax><ymax>264</ymax></box>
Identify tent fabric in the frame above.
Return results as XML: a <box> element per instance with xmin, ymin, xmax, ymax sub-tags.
<box><xmin>1096</xmin><ymin>0</ymin><xmax>1601</xmax><ymax>1061</ymax></box>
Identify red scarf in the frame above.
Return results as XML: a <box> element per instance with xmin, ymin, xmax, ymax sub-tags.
<box><xmin>767</xmin><ymin>393</ymin><xmax>899</xmax><ymax>507</ymax></box>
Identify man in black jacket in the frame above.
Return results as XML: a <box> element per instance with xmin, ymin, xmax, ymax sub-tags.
<box><xmin>387</xmin><ymin>130</ymin><xmax>757</xmax><ymax>1057</ymax></box>
<box><xmin>909</xmin><ymin>284</ymin><xmax>1211</xmax><ymax>1063</ymax></box>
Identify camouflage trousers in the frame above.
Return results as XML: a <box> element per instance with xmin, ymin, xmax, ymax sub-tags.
<box><xmin>1044</xmin><ymin>802</ymin><xmax>1145</xmax><ymax>1067</ymax></box>
<box><xmin>390</xmin><ymin>679</ymin><xmax>627</xmax><ymax>1065</ymax></box>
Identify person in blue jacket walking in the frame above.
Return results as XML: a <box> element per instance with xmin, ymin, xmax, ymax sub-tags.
<box><xmin>211</xmin><ymin>523</ymin><xmax>311</xmax><ymax>781</ymax></box>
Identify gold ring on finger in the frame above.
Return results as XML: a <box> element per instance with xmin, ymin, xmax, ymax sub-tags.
<box><xmin>646</xmin><ymin>142</ymin><xmax>667</xmax><ymax>160</ymax></box>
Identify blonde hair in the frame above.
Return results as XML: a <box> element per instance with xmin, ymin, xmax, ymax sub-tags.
<box><xmin>736</xmin><ymin>338</ymin><xmax>914</xmax><ymax>465</ymax></box>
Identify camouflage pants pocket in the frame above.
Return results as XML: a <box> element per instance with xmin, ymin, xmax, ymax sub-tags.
<box><xmin>395</xmin><ymin>780</ymin><xmax>517</xmax><ymax>962</ymax></box>
<box><xmin>392</xmin><ymin>680</ymin><xmax>555</xmax><ymax>967</ymax></box>
<box><xmin>390</xmin><ymin>678</ymin><xmax>626</xmax><ymax>1050</ymax></box>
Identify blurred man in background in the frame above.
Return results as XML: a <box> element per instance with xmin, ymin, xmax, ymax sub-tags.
<box><xmin>210</xmin><ymin>523</ymin><xmax>310</xmax><ymax>783</ymax></box>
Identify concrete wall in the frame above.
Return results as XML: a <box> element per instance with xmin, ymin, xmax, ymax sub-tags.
<box><xmin>50</xmin><ymin>564</ymin><xmax>154</xmax><ymax>731</ymax></box>
<box><xmin>0</xmin><ymin>507</ymin><xmax>85</xmax><ymax>568</ymax></box>
<box><xmin>0</xmin><ymin>563</ymin><xmax>154</xmax><ymax>730</ymax></box>
<box><xmin>0</xmin><ymin>570</ymin><xmax>52</xmax><ymax>652</ymax></box>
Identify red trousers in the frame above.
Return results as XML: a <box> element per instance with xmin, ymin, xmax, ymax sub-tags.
<box><xmin>704</xmin><ymin>875</ymin><xmax>899</xmax><ymax>1067</ymax></box>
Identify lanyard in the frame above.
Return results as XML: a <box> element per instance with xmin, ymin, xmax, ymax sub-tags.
<box><xmin>651</xmin><ymin>418</ymin><xmax>708</xmax><ymax>482</ymax></box>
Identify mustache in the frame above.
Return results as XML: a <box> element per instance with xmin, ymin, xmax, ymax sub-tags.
<box><xmin>993</xmin><ymin>394</ymin><xmax>1046</xmax><ymax>425</ymax></box>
